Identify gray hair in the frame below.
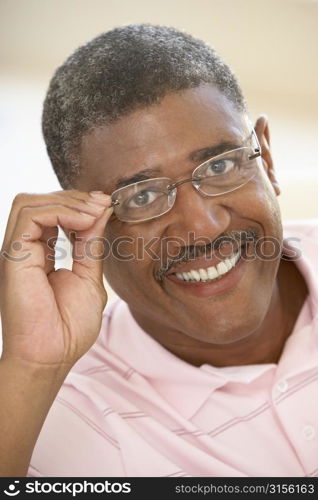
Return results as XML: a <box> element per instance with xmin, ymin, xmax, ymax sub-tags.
<box><xmin>42</xmin><ymin>24</ymin><xmax>246</xmax><ymax>188</ymax></box>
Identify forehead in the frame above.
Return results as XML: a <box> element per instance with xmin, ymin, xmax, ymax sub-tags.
<box><xmin>78</xmin><ymin>84</ymin><xmax>248</xmax><ymax>191</ymax></box>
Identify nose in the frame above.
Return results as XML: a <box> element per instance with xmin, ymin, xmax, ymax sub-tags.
<box><xmin>163</xmin><ymin>180</ymin><xmax>231</xmax><ymax>243</ymax></box>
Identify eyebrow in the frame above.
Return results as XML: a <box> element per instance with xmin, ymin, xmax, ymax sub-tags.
<box><xmin>189</xmin><ymin>140</ymin><xmax>243</xmax><ymax>163</ymax></box>
<box><xmin>115</xmin><ymin>168</ymin><xmax>162</xmax><ymax>190</ymax></box>
<box><xmin>113</xmin><ymin>139</ymin><xmax>245</xmax><ymax>190</ymax></box>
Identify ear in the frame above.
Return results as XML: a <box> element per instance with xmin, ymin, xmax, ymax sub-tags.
<box><xmin>254</xmin><ymin>115</ymin><xmax>281</xmax><ymax>196</ymax></box>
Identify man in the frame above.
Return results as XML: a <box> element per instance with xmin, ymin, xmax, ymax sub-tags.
<box><xmin>0</xmin><ymin>25</ymin><xmax>317</xmax><ymax>477</ymax></box>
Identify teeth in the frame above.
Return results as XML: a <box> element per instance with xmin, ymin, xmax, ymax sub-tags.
<box><xmin>216</xmin><ymin>261</ymin><xmax>228</xmax><ymax>276</ymax></box>
<box><xmin>199</xmin><ymin>268</ymin><xmax>208</xmax><ymax>280</ymax></box>
<box><xmin>234</xmin><ymin>252</ymin><xmax>240</xmax><ymax>264</ymax></box>
<box><xmin>190</xmin><ymin>270</ymin><xmax>201</xmax><ymax>281</ymax></box>
<box><xmin>207</xmin><ymin>266</ymin><xmax>218</xmax><ymax>280</ymax></box>
<box><xmin>174</xmin><ymin>250</ymin><xmax>241</xmax><ymax>283</ymax></box>
<box><xmin>224</xmin><ymin>258</ymin><xmax>232</xmax><ymax>271</ymax></box>
<box><xmin>228</xmin><ymin>255</ymin><xmax>236</xmax><ymax>268</ymax></box>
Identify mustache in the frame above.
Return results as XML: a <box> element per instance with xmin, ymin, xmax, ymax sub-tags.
<box><xmin>156</xmin><ymin>228</ymin><xmax>260</xmax><ymax>282</ymax></box>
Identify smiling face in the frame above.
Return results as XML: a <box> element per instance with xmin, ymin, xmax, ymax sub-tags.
<box><xmin>76</xmin><ymin>84</ymin><xmax>283</xmax><ymax>353</ymax></box>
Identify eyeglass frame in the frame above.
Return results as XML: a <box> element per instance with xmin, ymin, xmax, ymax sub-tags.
<box><xmin>110</xmin><ymin>129</ymin><xmax>262</xmax><ymax>222</ymax></box>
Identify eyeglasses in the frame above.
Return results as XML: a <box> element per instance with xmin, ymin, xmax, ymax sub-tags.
<box><xmin>110</xmin><ymin>130</ymin><xmax>261</xmax><ymax>223</ymax></box>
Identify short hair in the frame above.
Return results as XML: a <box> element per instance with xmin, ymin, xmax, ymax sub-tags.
<box><xmin>42</xmin><ymin>24</ymin><xmax>246</xmax><ymax>188</ymax></box>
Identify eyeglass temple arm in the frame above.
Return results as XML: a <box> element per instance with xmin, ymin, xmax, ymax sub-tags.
<box><xmin>248</xmin><ymin>129</ymin><xmax>262</xmax><ymax>160</ymax></box>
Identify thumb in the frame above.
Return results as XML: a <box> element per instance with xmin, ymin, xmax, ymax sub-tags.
<box><xmin>70</xmin><ymin>204</ymin><xmax>113</xmax><ymax>283</ymax></box>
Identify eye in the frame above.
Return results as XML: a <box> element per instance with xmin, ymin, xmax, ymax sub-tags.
<box><xmin>205</xmin><ymin>158</ymin><xmax>236</xmax><ymax>176</ymax></box>
<box><xmin>126</xmin><ymin>189</ymin><xmax>160</xmax><ymax>208</ymax></box>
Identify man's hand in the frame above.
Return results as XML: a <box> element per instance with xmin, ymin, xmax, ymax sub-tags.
<box><xmin>0</xmin><ymin>190</ymin><xmax>113</xmax><ymax>369</ymax></box>
<box><xmin>0</xmin><ymin>189</ymin><xmax>113</xmax><ymax>476</ymax></box>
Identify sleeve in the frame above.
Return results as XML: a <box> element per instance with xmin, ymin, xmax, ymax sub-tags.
<box><xmin>27</xmin><ymin>464</ymin><xmax>44</xmax><ymax>477</ymax></box>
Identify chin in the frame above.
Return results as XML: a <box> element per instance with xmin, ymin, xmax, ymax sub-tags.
<box><xmin>183</xmin><ymin>310</ymin><xmax>265</xmax><ymax>345</ymax></box>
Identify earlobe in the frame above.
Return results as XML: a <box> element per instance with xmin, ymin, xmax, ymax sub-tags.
<box><xmin>267</xmin><ymin>171</ymin><xmax>281</xmax><ymax>196</ymax></box>
<box><xmin>254</xmin><ymin>115</ymin><xmax>281</xmax><ymax>197</ymax></box>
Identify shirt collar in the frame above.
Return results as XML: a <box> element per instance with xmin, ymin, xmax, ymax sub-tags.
<box><xmin>107</xmin><ymin>299</ymin><xmax>230</xmax><ymax>419</ymax></box>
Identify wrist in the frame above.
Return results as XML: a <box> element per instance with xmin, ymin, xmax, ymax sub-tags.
<box><xmin>0</xmin><ymin>356</ymin><xmax>71</xmax><ymax>390</ymax></box>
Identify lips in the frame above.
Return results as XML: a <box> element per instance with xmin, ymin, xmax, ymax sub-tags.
<box><xmin>164</xmin><ymin>243</ymin><xmax>249</xmax><ymax>298</ymax></box>
<box><xmin>164</xmin><ymin>239</ymin><xmax>244</xmax><ymax>279</ymax></box>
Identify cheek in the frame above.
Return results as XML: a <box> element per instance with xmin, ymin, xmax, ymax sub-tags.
<box><xmin>237</xmin><ymin>167</ymin><xmax>282</xmax><ymax>229</ymax></box>
<box><xmin>103</xmin><ymin>222</ymin><xmax>162</xmax><ymax>297</ymax></box>
<box><xmin>237</xmin><ymin>171</ymin><xmax>283</xmax><ymax>266</ymax></box>
<box><xmin>255</xmin><ymin>169</ymin><xmax>282</xmax><ymax>230</ymax></box>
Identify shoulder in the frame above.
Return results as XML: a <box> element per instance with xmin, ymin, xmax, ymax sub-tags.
<box><xmin>29</xmin><ymin>382</ymin><xmax>124</xmax><ymax>476</ymax></box>
<box><xmin>283</xmin><ymin>218</ymin><xmax>318</xmax><ymax>239</ymax></box>
<box><xmin>283</xmin><ymin>219</ymin><xmax>318</xmax><ymax>256</ymax></box>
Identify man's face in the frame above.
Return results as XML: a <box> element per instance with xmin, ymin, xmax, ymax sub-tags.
<box><xmin>77</xmin><ymin>84</ymin><xmax>282</xmax><ymax>346</ymax></box>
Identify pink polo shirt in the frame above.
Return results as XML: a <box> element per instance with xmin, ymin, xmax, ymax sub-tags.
<box><xmin>28</xmin><ymin>220</ymin><xmax>318</xmax><ymax>477</ymax></box>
